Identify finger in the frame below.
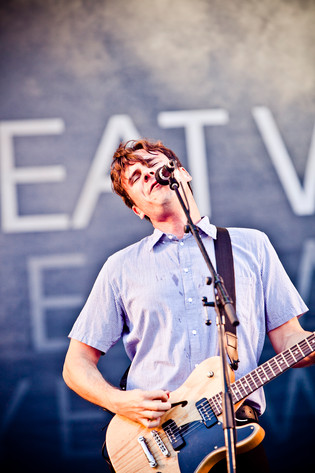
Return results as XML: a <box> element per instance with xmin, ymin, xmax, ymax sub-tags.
<box><xmin>147</xmin><ymin>390</ymin><xmax>171</xmax><ymax>402</ymax></box>
<box><xmin>143</xmin><ymin>416</ymin><xmax>162</xmax><ymax>429</ymax></box>
<box><xmin>155</xmin><ymin>390</ymin><xmax>171</xmax><ymax>401</ymax></box>
<box><xmin>142</xmin><ymin>408</ymin><xmax>166</xmax><ymax>419</ymax></box>
<box><xmin>142</xmin><ymin>399</ymin><xmax>172</xmax><ymax>412</ymax></box>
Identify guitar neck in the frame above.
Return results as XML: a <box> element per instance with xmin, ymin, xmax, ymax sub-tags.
<box><xmin>209</xmin><ymin>332</ymin><xmax>315</xmax><ymax>416</ymax></box>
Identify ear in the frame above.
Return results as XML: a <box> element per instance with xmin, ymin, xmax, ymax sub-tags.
<box><xmin>179</xmin><ymin>167</ymin><xmax>192</xmax><ymax>183</ymax></box>
<box><xmin>132</xmin><ymin>205</ymin><xmax>145</xmax><ymax>220</ymax></box>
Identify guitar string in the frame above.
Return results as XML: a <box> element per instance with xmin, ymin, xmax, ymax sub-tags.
<box><xmin>161</xmin><ymin>334</ymin><xmax>315</xmax><ymax>443</ymax></box>
<box><xmin>166</xmin><ymin>357</ymin><xmax>289</xmax><ymax>440</ymax></box>
<box><xmin>130</xmin><ymin>337</ymin><xmax>315</xmax><ymax>459</ymax></box>
<box><xmin>210</xmin><ymin>335</ymin><xmax>314</xmax><ymax>415</ymax></box>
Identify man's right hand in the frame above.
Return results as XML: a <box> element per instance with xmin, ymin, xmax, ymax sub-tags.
<box><xmin>108</xmin><ymin>388</ymin><xmax>172</xmax><ymax>428</ymax></box>
<box><xmin>63</xmin><ymin>339</ymin><xmax>172</xmax><ymax>429</ymax></box>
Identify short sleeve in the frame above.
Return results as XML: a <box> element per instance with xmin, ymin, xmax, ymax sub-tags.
<box><xmin>259</xmin><ymin>233</ymin><xmax>308</xmax><ymax>332</ymax></box>
<box><xmin>68</xmin><ymin>260</ymin><xmax>126</xmax><ymax>353</ymax></box>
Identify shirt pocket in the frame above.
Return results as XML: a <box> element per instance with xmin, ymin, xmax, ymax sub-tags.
<box><xmin>235</xmin><ymin>274</ymin><xmax>255</xmax><ymax>323</ymax></box>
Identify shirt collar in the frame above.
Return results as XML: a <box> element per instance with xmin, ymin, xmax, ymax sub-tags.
<box><xmin>147</xmin><ymin>228</ymin><xmax>165</xmax><ymax>250</ymax></box>
<box><xmin>147</xmin><ymin>216</ymin><xmax>217</xmax><ymax>251</ymax></box>
<box><xmin>197</xmin><ymin>216</ymin><xmax>217</xmax><ymax>239</ymax></box>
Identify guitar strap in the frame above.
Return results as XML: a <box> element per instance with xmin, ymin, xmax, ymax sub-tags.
<box><xmin>214</xmin><ymin>226</ymin><xmax>239</xmax><ymax>370</ymax></box>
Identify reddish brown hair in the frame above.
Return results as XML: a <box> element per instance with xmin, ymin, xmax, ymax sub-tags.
<box><xmin>110</xmin><ymin>139</ymin><xmax>183</xmax><ymax>209</ymax></box>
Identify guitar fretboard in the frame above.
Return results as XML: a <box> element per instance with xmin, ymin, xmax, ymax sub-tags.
<box><xmin>209</xmin><ymin>332</ymin><xmax>315</xmax><ymax>417</ymax></box>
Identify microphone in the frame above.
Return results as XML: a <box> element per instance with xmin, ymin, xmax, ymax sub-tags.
<box><xmin>155</xmin><ymin>160</ymin><xmax>176</xmax><ymax>185</ymax></box>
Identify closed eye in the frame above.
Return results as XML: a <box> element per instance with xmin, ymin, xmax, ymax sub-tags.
<box><xmin>128</xmin><ymin>161</ymin><xmax>160</xmax><ymax>185</ymax></box>
<box><xmin>129</xmin><ymin>170</ymin><xmax>141</xmax><ymax>185</ymax></box>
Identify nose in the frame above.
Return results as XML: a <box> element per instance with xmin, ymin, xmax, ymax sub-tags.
<box><xmin>144</xmin><ymin>170</ymin><xmax>155</xmax><ymax>182</ymax></box>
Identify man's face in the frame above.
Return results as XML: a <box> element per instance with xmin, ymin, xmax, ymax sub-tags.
<box><xmin>121</xmin><ymin>149</ymin><xmax>191</xmax><ymax>221</ymax></box>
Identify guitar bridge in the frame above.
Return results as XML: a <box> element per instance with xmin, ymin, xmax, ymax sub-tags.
<box><xmin>137</xmin><ymin>436</ymin><xmax>157</xmax><ymax>468</ymax></box>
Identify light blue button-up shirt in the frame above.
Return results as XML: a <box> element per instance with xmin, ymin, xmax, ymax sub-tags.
<box><xmin>69</xmin><ymin>217</ymin><xmax>308</xmax><ymax>414</ymax></box>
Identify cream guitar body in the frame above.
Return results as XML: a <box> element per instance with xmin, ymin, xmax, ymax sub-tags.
<box><xmin>106</xmin><ymin>333</ymin><xmax>315</xmax><ymax>473</ymax></box>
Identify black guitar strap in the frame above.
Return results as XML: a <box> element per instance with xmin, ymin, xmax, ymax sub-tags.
<box><xmin>214</xmin><ymin>226</ymin><xmax>239</xmax><ymax>370</ymax></box>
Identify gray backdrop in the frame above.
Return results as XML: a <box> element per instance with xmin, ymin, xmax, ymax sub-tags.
<box><xmin>0</xmin><ymin>1</ymin><xmax>314</xmax><ymax>472</ymax></box>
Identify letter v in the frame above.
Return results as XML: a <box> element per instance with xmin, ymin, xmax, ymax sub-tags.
<box><xmin>252</xmin><ymin>107</ymin><xmax>315</xmax><ymax>216</ymax></box>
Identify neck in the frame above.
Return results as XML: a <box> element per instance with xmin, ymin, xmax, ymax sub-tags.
<box><xmin>151</xmin><ymin>198</ymin><xmax>202</xmax><ymax>239</ymax></box>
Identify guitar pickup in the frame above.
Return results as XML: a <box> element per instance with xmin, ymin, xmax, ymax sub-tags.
<box><xmin>196</xmin><ymin>398</ymin><xmax>218</xmax><ymax>428</ymax></box>
<box><xmin>162</xmin><ymin>419</ymin><xmax>186</xmax><ymax>451</ymax></box>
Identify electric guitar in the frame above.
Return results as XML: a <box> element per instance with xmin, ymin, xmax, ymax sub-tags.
<box><xmin>106</xmin><ymin>332</ymin><xmax>315</xmax><ymax>473</ymax></box>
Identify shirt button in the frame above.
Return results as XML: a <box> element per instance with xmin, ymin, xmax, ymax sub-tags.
<box><xmin>180</xmin><ymin>242</ymin><xmax>184</xmax><ymax>246</ymax></box>
<box><xmin>195</xmin><ymin>363</ymin><xmax>199</xmax><ymax>368</ymax></box>
<box><xmin>184</xmin><ymin>268</ymin><xmax>189</xmax><ymax>273</ymax></box>
<box><xmin>188</xmin><ymin>297</ymin><xmax>193</xmax><ymax>303</ymax></box>
<box><xmin>192</xmin><ymin>330</ymin><xmax>197</xmax><ymax>335</ymax></box>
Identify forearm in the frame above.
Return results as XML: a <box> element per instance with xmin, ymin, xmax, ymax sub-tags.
<box><xmin>63</xmin><ymin>356</ymin><xmax>117</xmax><ymax>411</ymax></box>
<box><xmin>282</xmin><ymin>330</ymin><xmax>315</xmax><ymax>368</ymax></box>
<box><xmin>62</xmin><ymin>348</ymin><xmax>120</xmax><ymax>412</ymax></box>
<box><xmin>268</xmin><ymin>317</ymin><xmax>315</xmax><ymax>368</ymax></box>
<box><xmin>62</xmin><ymin>339</ymin><xmax>172</xmax><ymax>427</ymax></box>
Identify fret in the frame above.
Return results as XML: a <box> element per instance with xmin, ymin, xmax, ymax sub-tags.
<box><xmin>251</xmin><ymin>370</ymin><xmax>262</xmax><ymax>387</ymax></box>
<box><xmin>212</xmin><ymin>333</ymin><xmax>315</xmax><ymax>416</ymax></box>
<box><xmin>296</xmin><ymin>344</ymin><xmax>305</xmax><ymax>358</ymax></box>
<box><xmin>273</xmin><ymin>356</ymin><xmax>283</xmax><ymax>372</ymax></box>
<box><xmin>236</xmin><ymin>378</ymin><xmax>248</xmax><ymax>397</ymax></box>
<box><xmin>208</xmin><ymin>397</ymin><xmax>220</xmax><ymax>416</ymax></box>
<box><xmin>292</xmin><ymin>346</ymin><xmax>302</xmax><ymax>361</ymax></box>
<box><xmin>276</xmin><ymin>353</ymin><xmax>288</xmax><ymax>369</ymax></box>
<box><xmin>248</xmin><ymin>372</ymin><xmax>258</xmax><ymax>389</ymax></box>
<box><xmin>234</xmin><ymin>381</ymin><xmax>243</xmax><ymax>398</ymax></box>
<box><xmin>248</xmin><ymin>373</ymin><xmax>256</xmax><ymax>390</ymax></box>
<box><xmin>299</xmin><ymin>339</ymin><xmax>310</xmax><ymax>352</ymax></box>
<box><xmin>288</xmin><ymin>348</ymin><xmax>297</xmax><ymax>363</ymax></box>
<box><xmin>255</xmin><ymin>367</ymin><xmax>264</xmax><ymax>384</ymax></box>
<box><xmin>242</xmin><ymin>375</ymin><xmax>253</xmax><ymax>393</ymax></box>
<box><xmin>214</xmin><ymin>394</ymin><xmax>222</xmax><ymax>413</ymax></box>
<box><xmin>258</xmin><ymin>365</ymin><xmax>269</xmax><ymax>382</ymax></box>
<box><xmin>279</xmin><ymin>352</ymin><xmax>290</xmax><ymax>368</ymax></box>
<box><xmin>231</xmin><ymin>384</ymin><xmax>240</xmax><ymax>403</ymax></box>
<box><xmin>305</xmin><ymin>338</ymin><xmax>313</xmax><ymax>351</ymax></box>
<box><xmin>268</xmin><ymin>359</ymin><xmax>277</xmax><ymax>376</ymax></box>
<box><xmin>212</xmin><ymin>395</ymin><xmax>221</xmax><ymax>414</ymax></box>
<box><xmin>263</xmin><ymin>362</ymin><xmax>274</xmax><ymax>379</ymax></box>
<box><xmin>272</xmin><ymin>357</ymin><xmax>282</xmax><ymax>375</ymax></box>
<box><xmin>216</xmin><ymin>394</ymin><xmax>223</xmax><ymax>409</ymax></box>
<box><xmin>208</xmin><ymin>397</ymin><xmax>215</xmax><ymax>414</ymax></box>
<box><xmin>284</xmin><ymin>348</ymin><xmax>296</xmax><ymax>365</ymax></box>
<box><xmin>255</xmin><ymin>369</ymin><xmax>264</xmax><ymax>387</ymax></box>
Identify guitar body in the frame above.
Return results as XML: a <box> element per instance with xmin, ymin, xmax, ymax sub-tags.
<box><xmin>106</xmin><ymin>357</ymin><xmax>265</xmax><ymax>473</ymax></box>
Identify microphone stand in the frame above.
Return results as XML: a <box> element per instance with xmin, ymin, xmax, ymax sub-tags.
<box><xmin>167</xmin><ymin>173</ymin><xmax>239</xmax><ymax>473</ymax></box>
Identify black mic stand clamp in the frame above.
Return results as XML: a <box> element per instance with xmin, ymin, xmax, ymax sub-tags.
<box><xmin>167</xmin><ymin>171</ymin><xmax>239</xmax><ymax>473</ymax></box>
